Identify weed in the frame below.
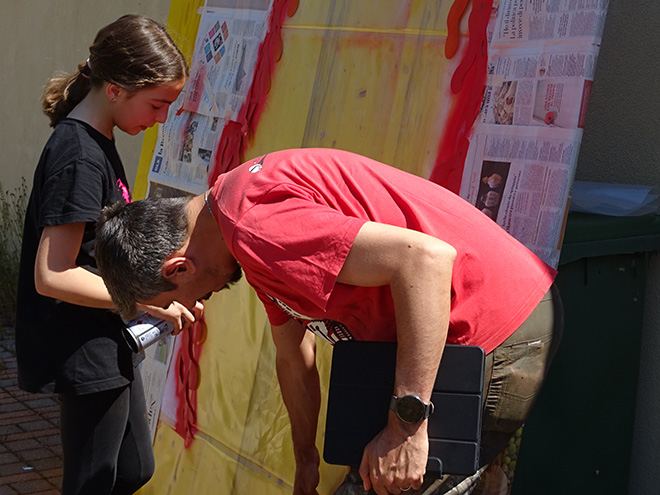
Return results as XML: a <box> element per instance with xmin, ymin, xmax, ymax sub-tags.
<box><xmin>0</xmin><ymin>178</ymin><xmax>28</xmax><ymax>329</ymax></box>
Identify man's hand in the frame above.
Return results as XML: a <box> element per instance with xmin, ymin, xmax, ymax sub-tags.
<box><xmin>293</xmin><ymin>446</ymin><xmax>321</xmax><ymax>495</ymax></box>
<box><xmin>359</xmin><ymin>416</ymin><xmax>429</xmax><ymax>495</ymax></box>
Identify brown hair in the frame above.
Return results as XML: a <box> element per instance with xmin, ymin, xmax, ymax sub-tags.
<box><xmin>42</xmin><ymin>14</ymin><xmax>188</xmax><ymax>127</ymax></box>
<box><xmin>96</xmin><ymin>197</ymin><xmax>191</xmax><ymax>320</ymax></box>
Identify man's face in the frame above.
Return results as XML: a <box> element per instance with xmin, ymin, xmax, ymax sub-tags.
<box><xmin>145</xmin><ymin>262</ymin><xmax>243</xmax><ymax>312</ymax></box>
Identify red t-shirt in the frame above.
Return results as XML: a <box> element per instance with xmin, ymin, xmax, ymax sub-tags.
<box><xmin>211</xmin><ymin>148</ymin><xmax>556</xmax><ymax>354</ymax></box>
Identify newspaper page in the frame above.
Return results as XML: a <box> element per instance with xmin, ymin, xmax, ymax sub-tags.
<box><xmin>183</xmin><ymin>7</ymin><xmax>271</xmax><ymax>118</ymax></box>
<box><xmin>145</xmin><ymin>3</ymin><xmax>274</xmax><ymax>198</ymax></box>
<box><xmin>147</xmin><ymin>90</ymin><xmax>220</xmax><ymax>197</ymax></box>
<box><xmin>139</xmin><ymin>335</ymin><xmax>176</xmax><ymax>442</ymax></box>
<box><xmin>459</xmin><ymin>0</ymin><xmax>609</xmax><ymax>267</ymax></box>
<box><xmin>480</xmin><ymin>45</ymin><xmax>598</xmax><ymax>128</ymax></box>
<box><xmin>460</xmin><ymin>126</ymin><xmax>580</xmax><ymax>267</ymax></box>
<box><xmin>494</xmin><ymin>0</ymin><xmax>609</xmax><ymax>45</ymax></box>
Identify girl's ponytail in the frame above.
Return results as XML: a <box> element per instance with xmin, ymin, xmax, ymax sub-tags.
<box><xmin>41</xmin><ymin>62</ymin><xmax>93</xmax><ymax>128</ymax></box>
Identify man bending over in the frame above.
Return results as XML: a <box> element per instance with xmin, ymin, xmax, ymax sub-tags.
<box><xmin>95</xmin><ymin>148</ymin><xmax>562</xmax><ymax>495</ymax></box>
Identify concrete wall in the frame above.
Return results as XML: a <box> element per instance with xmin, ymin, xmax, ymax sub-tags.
<box><xmin>0</xmin><ymin>1</ymin><xmax>173</xmax><ymax>195</ymax></box>
<box><xmin>575</xmin><ymin>1</ymin><xmax>660</xmax><ymax>493</ymax></box>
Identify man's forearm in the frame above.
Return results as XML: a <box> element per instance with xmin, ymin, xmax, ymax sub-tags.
<box><xmin>273</xmin><ymin>326</ymin><xmax>322</xmax><ymax>495</ymax></box>
<box><xmin>336</xmin><ymin>221</ymin><xmax>456</xmax><ymax>493</ymax></box>
<box><xmin>276</xmin><ymin>350</ymin><xmax>321</xmax><ymax>459</ymax></box>
<box><xmin>271</xmin><ymin>323</ymin><xmax>321</xmax><ymax>461</ymax></box>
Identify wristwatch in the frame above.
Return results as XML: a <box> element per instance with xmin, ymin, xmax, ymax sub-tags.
<box><xmin>389</xmin><ymin>394</ymin><xmax>434</xmax><ymax>424</ymax></box>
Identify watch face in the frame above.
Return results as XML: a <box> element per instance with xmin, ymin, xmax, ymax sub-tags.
<box><xmin>397</xmin><ymin>395</ymin><xmax>425</xmax><ymax>423</ymax></box>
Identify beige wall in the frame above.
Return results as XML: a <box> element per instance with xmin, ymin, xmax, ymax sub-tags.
<box><xmin>0</xmin><ymin>1</ymin><xmax>173</xmax><ymax>194</ymax></box>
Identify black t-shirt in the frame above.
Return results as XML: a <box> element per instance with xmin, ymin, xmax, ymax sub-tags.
<box><xmin>15</xmin><ymin>119</ymin><xmax>140</xmax><ymax>394</ymax></box>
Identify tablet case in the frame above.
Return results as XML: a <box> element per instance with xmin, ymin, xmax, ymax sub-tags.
<box><xmin>323</xmin><ymin>341</ymin><xmax>485</xmax><ymax>476</ymax></box>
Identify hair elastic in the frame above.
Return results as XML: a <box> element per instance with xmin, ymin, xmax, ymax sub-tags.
<box><xmin>80</xmin><ymin>58</ymin><xmax>92</xmax><ymax>79</ymax></box>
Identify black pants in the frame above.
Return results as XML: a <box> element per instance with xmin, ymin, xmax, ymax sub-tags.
<box><xmin>59</xmin><ymin>373</ymin><xmax>155</xmax><ymax>495</ymax></box>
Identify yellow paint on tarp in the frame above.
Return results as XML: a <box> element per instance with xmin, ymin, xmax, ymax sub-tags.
<box><xmin>244</xmin><ymin>0</ymin><xmax>457</xmax><ymax>180</ymax></box>
<box><xmin>138</xmin><ymin>1</ymin><xmax>459</xmax><ymax>493</ymax></box>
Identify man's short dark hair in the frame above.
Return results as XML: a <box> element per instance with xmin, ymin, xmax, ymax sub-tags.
<box><xmin>95</xmin><ymin>196</ymin><xmax>191</xmax><ymax>320</ymax></box>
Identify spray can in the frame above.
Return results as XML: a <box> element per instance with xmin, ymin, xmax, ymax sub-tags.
<box><xmin>123</xmin><ymin>313</ymin><xmax>175</xmax><ymax>353</ymax></box>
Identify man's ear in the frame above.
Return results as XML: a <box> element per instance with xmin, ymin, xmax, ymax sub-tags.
<box><xmin>162</xmin><ymin>256</ymin><xmax>197</xmax><ymax>282</ymax></box>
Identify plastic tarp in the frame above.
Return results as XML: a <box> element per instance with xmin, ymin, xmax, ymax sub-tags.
<box><xmin>134</xmin><ymin>1</ymin><xmax>492</xmax><ymax>493</ymax></box>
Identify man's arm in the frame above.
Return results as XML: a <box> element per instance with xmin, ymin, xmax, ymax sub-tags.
<box><xmin>271</xmin><ymin>319</ymin><xmax>321</xmax><ymax>495</ymax></box>
<box><xmin>336</xmin><ymin>221</ymin><xmax>456</xmax><ymax>495</ymax></box>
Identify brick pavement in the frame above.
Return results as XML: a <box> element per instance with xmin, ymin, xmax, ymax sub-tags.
<box><xmin>0</xmin><ymin>328</ymin><xmax>62</xmax><ymax>495</ymax></box>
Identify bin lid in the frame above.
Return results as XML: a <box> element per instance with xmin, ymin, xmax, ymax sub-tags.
<box><xmin>559</xmin><ymin>212</ymin><xmax>660</xmax><ymax>264</ymax></box>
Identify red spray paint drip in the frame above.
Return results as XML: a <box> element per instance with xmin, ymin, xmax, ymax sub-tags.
<box><xmin>172</xmin><ymin>0</ymin><xmax>298</xmax><ymax>449</ymax></box>
<box><xmin>430</xmin><ymin>0</ymin><xmax>493</xmax><ymax>194</ymax></box>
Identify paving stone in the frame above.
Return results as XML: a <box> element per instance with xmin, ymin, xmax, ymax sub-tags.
<box><xmin>36</xmin><ymin>435</ymin><xmax>60</xmax><ymax>447</ymax></box>
<box><xmin>0</xmin><ymin>411</ymin><xmax>41</xmax><ymax>425</ymax></box>
<box><xmin>0</xmin><ymin>403</ymin><xmax>27</xmax><ymax>413</ymax></box>
<box><xmin>6</xmin><ymin>429</ymin><xmax>59</xmax><ymax>442</ymax></box>
<box><xmin>0</xmin><ymin>462</ymin><xmax>26</xmax><ymax>477</ymax></box>
<box><xmin>0</xmin><ymin>485</ymin><xmax>18</xmax><ymax>495</ymax></box>
<box><xmin>19</xmin><ymin>448</ymin><xmax>55</xmax><ymax>462</ymax></box>
<box><xmin>37</xmin><ymin>467</ymin><xmax>62</xmax><ymax>478</ymax></box>
<box><xmin>4</xmin><ymin>438</ymin><xmax>40</xmax><ymax>452</ymax></box>
<box><xmin>23</xmin><ymin>398</ymin><xmax>58</xmax><ymax>409</ymax></box>
<box><xmin>8</xmin><ymin>479</ymin><xmax>53</xmax><ymax>494</ymax></box>
<box><xmin>0</xmin><ymin>424</ymin><xmax>21</xmax><ymax>436</ymax></box>
<box><xmin>0</xmin><ymin>471</ymin><xmax>39</xmax><ymax>486</ymax></box>
<box><xmin>17</xmin><ymin>421</ymin><xmax>53</xmax><ymax>433</ymax></box>
<box><xmin>0</xmin><ymin>452</ymin><xmax>20</xmax><ymax>465</ymax></box>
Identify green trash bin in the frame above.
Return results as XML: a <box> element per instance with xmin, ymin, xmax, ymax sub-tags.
<box><xmin>511</xmin><ymin>212</ymin><xmax>660</xmax><ymax>495</ymax></box>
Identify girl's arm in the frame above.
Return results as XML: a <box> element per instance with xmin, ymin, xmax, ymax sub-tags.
<box><xmin>35</xmin><ymin>223</ymin><xmax>200</xmax><ymax>330</ymax></box>
<box><xmin>35</xmin><ymin>223</ymin><xmax>115</xmax><ymax>308</ymax></box>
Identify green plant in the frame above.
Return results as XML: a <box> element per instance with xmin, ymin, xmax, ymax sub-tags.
<box><xmin>0</xmin><ymin>178</ymin><xmax>27</xmax><ymax>328</ymax></box>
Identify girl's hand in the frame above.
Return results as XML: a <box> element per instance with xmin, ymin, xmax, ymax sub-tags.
<box><xmin>138</xmin><ymin>300</ymin><xmax>204</xmax><ymax>334</ymax></box>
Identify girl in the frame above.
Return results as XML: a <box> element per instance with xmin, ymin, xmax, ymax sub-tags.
<box><xmin>15</xmin><ymin>14</ymin><xmax>200</xmax><ymax>495</ymax></box>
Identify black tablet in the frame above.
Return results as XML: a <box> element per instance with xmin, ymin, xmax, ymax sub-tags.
<box><xmin>323</xmin><ymin>341</ymin><xmax>485</xmax><ymax>476</ymax></box>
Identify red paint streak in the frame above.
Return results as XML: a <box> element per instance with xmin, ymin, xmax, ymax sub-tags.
<box><xmin>430</xmin><ymin>0</ymin><xmax>492</xmax><ymax>194</ymax></box>
<box><xmin>445</xmin><ymin>0</ymin><xmax>470</xmax><ymax>59</ymax></box>
<box><xmin>172</xmin><ymin>317</ymin><xmax>205</xmax><ymax>447</ymax></box>
<box><xmin>173</xmin><ymin>0</ymin><xmax>297</xmax><ymax>449</ymax></box>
